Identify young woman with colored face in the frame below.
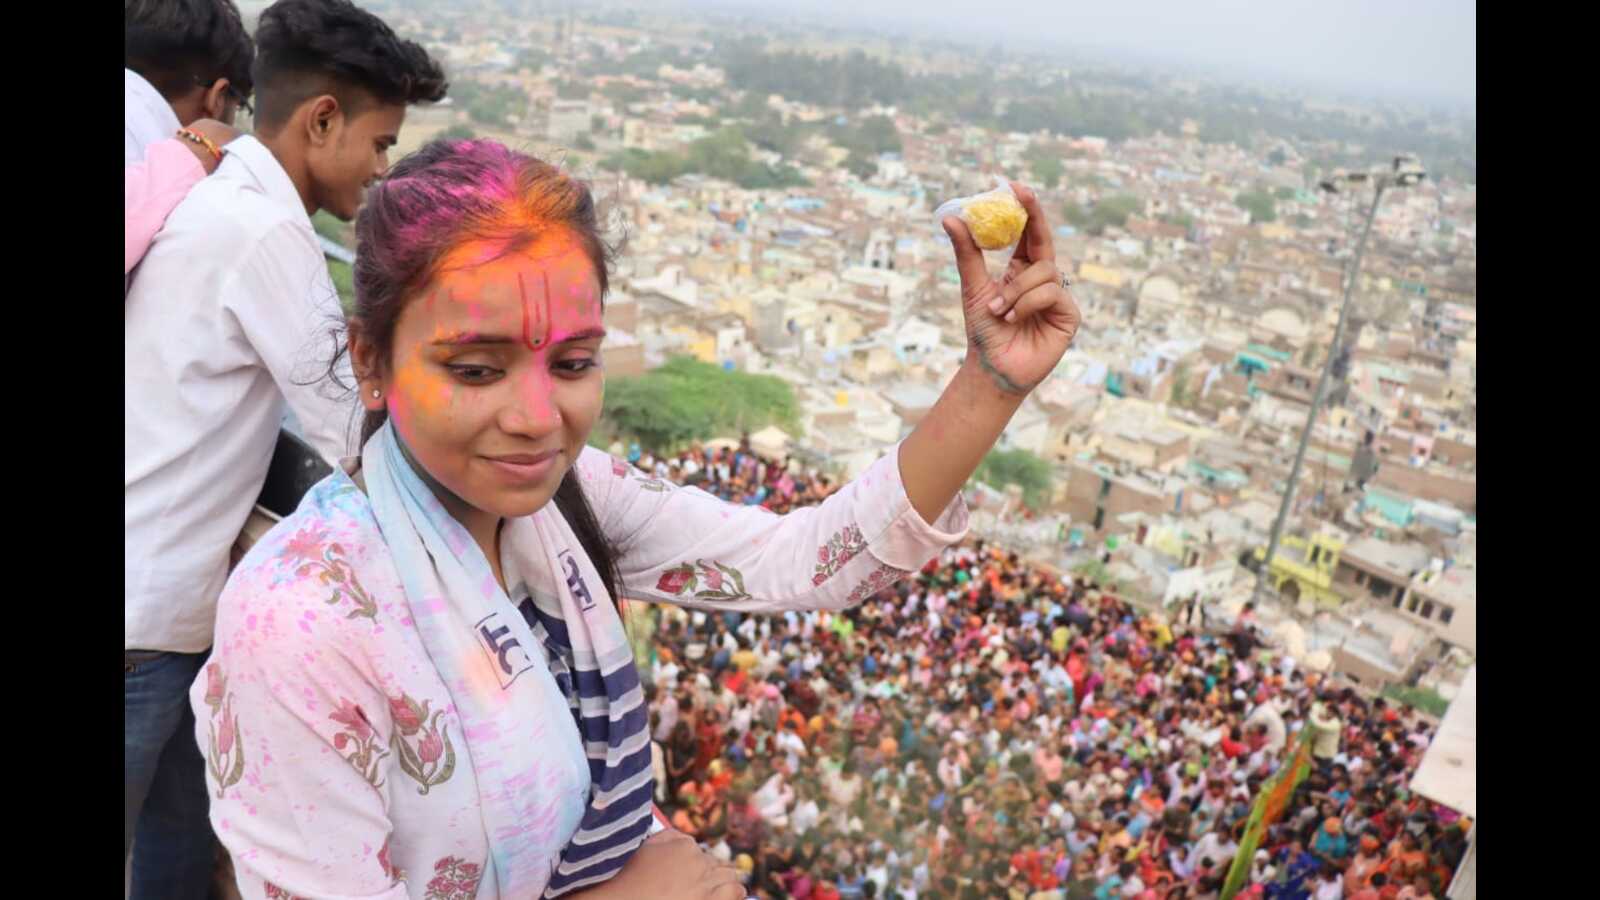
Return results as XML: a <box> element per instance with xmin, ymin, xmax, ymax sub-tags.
<box><xmin>191</xmin><ymin>138</ymin><xmax>1080</xmax><ymax>899</ymax></box>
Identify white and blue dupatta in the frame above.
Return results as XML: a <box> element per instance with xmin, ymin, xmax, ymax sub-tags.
<box><xmin>363</xmin><ymin>423</ymin><xmax>653</xmax><ymax>897</ymax></box>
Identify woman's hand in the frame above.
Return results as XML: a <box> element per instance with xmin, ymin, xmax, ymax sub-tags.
<box><xmin>183</xmin><ymin>117</ymin><xmax>244</xmax><ymax>174</ymax></box>
<box><xmin>569</xmin><ymin>830</ymin><xmax>745</xmax><ymax>900</ymax></box>
<box><xmin>898</xmin><ymin>182</ymin><xmax>1082</xmax><ymax>521</ymax></box>
<box><xmin>944</xmin><ymin>181</ymin><xmax>1082</xmax><ymax>395</ymax></box>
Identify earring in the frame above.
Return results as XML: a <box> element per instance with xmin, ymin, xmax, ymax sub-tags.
<box><xmin>372</xmin><ymin>389</ymin><xmax>381</xmax><ymax>399</ymax></box>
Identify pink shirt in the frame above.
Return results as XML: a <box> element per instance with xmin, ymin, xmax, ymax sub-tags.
<box><xmin>1034</xmin><ymin>749</ymin><xmax>1064</xmax><ymax>782</ymax></box>
<box><xmin>125</xmin><ymin>137</ymin><xmax>205</xmax><ymax>275</ymax></box>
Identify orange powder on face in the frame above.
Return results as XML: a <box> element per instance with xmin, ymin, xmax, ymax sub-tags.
<box><xmin>388</xmin><ymin>353</ymin><xmax>453</xmax><ymax>428</ymax></box>
<box><xmin>387</xmin><ymin>238</ymin><xmax>602</xmax><ymax>444</ymax></box>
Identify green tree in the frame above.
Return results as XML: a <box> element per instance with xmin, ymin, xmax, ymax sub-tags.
<box><xmin>1169</xmin><ymin>360</ymin><xmax>1192</xmax><ymax>408</ymax></box>
<box><xmin>601</xmin><ymin>126</ymin><xmax>809</xmax><ymax>189</ymax></box>
<box><xmin>327</xmin><ymin>259</ymin><xmax>355</xmax><ymax>316</ymax></box>
<box><xmin>312</xmin><ymin>210</ymin><xmax>351</xmax><ymax>245</ymax></box>
<box><xmin>743</xmin><ymin>115</ymin><xmax>809</xmax><ymax>158</ymax></box>
<box><xmin>574</xmin><ymin>133</ymin><xmax>596</xmax><ymax>151</ymax></box>
<box><xmin>1022</xmin><ymin>143</ymin><xmax>1065</xmax><ymax>189</ymax></box>
<box><xmin>973</xmin><ymin>447</ymin><xmax>1053</xmax><ymax>509</ymax></box>
<box><xmin>1064</xmin><ymin>194</ymin><xmax>1142</xmax><ymax>235</ymax></box>
<box><xmin>843</xmin><ymin>150</ymin><xmax>877</xmax><ymax>180</ymax></box>
<box><xmin>1234</xmin><ymin>189</ymin><xmax>1277</xmax><ymax>223</ymax></box>
<box><xmin>1027</xmin><ymin>154</ymin><xmax>1064</xmax><ymax>189</ymax></box>
<box><xmin>556</xmin><ymin>79</ymin><xmax>589</xmax><ymax>100</ymax></box>
<box><xmin>450</xmin><ymin>81</ymin><xmax>529</xmax><ymax>128</ymax></box>
<box><xmin>435</xmin><ymin>124</ymin><xmax>477</xmax><ymax>142</ymax></box>
<box><xmin>517</xmin><ymin>47</ymin><xmax>549</xmax><ymax>71</ymax></box>
<box><xmin>600</xmin><ymin>356</ymin><xmax>801</xmax><ymax>454</ymax></box>
<box><xmin>602</xmin><ymin>82</ymin><xmax>648</xmax><ymax>106</ymax></box>
<box><xmin>1381</xmin><ymin>684</ymin><xmax>1450</xmax><ymax>718</ymax></box>
<box><xmin>1070</xmin><ymin>558</ymin><xmax>1124</xmax><ymax>592</ymax></box>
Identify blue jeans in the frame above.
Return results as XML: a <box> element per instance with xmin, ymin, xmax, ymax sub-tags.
<box><xmin>125</xmin><ymin>649</ymin><xmax>215</xmax><ymax>900</ymax></box>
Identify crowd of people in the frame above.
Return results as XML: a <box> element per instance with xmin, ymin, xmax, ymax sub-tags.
<box><xmin>124</xmin><ymin>1</ymin><xmax>1460</xmax><ymax>896</ymax></box>
<box><xmin>615</xmin><ymin>440</ymin><xmax>843</xmax><ymax>515</ymax></box>
<box><xmin>624</xmin><ymin>447</ymin><xmax>1469</xmax><ymax>900</ymax></box>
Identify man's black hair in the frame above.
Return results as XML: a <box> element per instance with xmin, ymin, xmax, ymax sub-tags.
<box><xmin>125</xmin><ymin>0</ymin><xmax>255</xmax><ymax>102</ymax></box>
<box><xmin>252</xmin><ymin>0</ymin><xmax>447</xmax><ymax>132</ymax></box>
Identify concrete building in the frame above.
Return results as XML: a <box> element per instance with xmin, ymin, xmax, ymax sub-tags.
<box><xmin>1402</xmin><ymin>566</ymin><xmax>1477</xmax><ymax>653</ymax></box>
<box><xmin>1333</xmin><ymin>536</ymin><xmax>1432</xmax><ymax>607</ymax></box>
<box><xmin>1064</xmin><ymin>460</ymin><xmax>1178</xmax><ymax>532</ymax></box>
<box><xmin>547</xmin><ymin>98</ymin><xmax>590</xmax><ymax>145</ymax></box>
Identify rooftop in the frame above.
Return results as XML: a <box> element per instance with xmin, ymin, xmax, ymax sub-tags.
<box><xmin>1341</xmin><ymin>536</ymin><xmax>1432</xmax><ymax>578</ymax></box>
<box><xmin>1412</xmin><ymin>565</ymin><xmax>1476</xmax><ymax>609</ymax></box>
<box><xmin>1409</xmin><ymin>666</ymin><xmax>1476</xmax><ymax>818</ymax></box>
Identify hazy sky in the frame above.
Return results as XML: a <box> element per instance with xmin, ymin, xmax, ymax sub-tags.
<box><xmin>691</xmin><ymin>0</ymin><xmax>1476</xmax><ymax>109</ymax></box>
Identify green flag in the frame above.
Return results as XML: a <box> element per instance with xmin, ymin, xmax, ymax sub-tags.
<box><xmin>1221</xmin><ymin>728</ymin><xmax>1314</xmax><ymax>899</ymax></box>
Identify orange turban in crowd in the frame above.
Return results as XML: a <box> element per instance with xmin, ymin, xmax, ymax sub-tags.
<box><xmin>1139</xmin><ymin>789</ymin><xmax>1165</xmax><ymax>816</ymax></box>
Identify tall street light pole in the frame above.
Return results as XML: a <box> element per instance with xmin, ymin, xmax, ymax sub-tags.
<box><xmin>1251</xmin><ymin>156</ymin><xmax>1426</xmax><ymax>610</ymax></box>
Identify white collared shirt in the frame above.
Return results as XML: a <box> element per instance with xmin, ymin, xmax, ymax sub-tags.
<box><xmin>126</xmin><ymin>135</ymin><xmax>357</xmax><ymax>653</ymax></box>
<box><xmin>125</xmin><ymin>68</ymin><xmax>179</xmax><ymax>164</ymax></box>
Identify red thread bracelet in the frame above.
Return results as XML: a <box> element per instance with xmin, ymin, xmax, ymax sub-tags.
<box><xmin>176</xmin><ymin>128</ymin><xmax>224</xmax><ymax>164</ymax></box>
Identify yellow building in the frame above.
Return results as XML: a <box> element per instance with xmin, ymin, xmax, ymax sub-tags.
<box><xmin>1077</xmin><ymin>262</ymin><xmax>1127</xmax><ymax>289</ymax></box>
<box><xmin>1252</xmin><ymin>531</ymin><xmax>1346</xmax><ymax>608</ymax></box>
<box><xmin>663</xmin><ymin>324</ymin><xmax>718</xmax><ymax>364</ymax></box>
<box><xmin>1258</xmin><ymin>222</ymin><xmax>1295</xmax><ymax>241</ymax></box>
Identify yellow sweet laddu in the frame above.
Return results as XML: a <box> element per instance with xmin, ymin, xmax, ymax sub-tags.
<box><xmin>963</xmin><ymin>193</ymin><xmax>1029</xmax><ymax>250</ymax></box>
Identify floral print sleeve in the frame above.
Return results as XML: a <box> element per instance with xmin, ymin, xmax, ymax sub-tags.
<box><xmin>574</xmin><ymin>442</ymin><xmax>968</xmax><ymax>614</ymax></box>
<box><xmin>191</xmin><ymin>510</ymin><xmax>411</xmax><ymax>900</ymax></box>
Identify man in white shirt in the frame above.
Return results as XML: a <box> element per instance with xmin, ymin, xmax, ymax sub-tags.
<box><xmin>753</xmin><ymin>761</ymin><xmax>796</xmax><ymax>828</ymax></box>
<box><xmin>1246</xmin><ymin>694</ymin><xmax>1289</xmax><ymax>752</ymax></box>
<box><xmin>124</xmin><ymin>4</ymin><xmax>444</xmax><ymax>898</ymax></box>
<box><xmin>776</xmin><ymin>724</ymin><xmax>808</xmax><ymax>773</ymax></box>
<box><xmin>125</xmin><ymin>0</ymin><xmax>255</xmax><ymax>165</ymax></box>
<box><xmin>1180</xmin><ymin>824</ymin><xmax>1240</xmax><ymax>880</ymax></box>
<box><xmin>652</xmin><ymin>689</ymin><xmax>680</xmax><ymax>742</ymax></box>
<box><xmin>790</xmin><ymin>784</ymin><xmax>822</xmax><ymax>836</ymax></box>
<box><xmin>126</xmin><ymin>1</ymin><xmax>255</xmax><ymax>303</ymax></box>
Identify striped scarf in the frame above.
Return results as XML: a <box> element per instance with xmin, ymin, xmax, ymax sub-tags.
<box><xmin>364</xmin><ymin>424</ymin><xmax>653</xmax><ymax>897</ymax></box>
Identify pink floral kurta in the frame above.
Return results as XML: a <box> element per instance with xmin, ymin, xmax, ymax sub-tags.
<box><xmin>192</xmin><ymin>444</ymin><xmax>968</xmax><ymax>899</ymax></box>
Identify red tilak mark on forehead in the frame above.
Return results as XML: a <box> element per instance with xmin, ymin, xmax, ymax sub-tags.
<box><xmin>518</xmin><ymin>270</ymin><xmax>552</xmax><ymax>351</ymax></box>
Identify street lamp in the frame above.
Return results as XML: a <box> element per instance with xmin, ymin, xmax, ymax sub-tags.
<box><xmin>1251</xmin><ymin>155</ymin><xmax>1427</xmax><ymax>610</ymax></box>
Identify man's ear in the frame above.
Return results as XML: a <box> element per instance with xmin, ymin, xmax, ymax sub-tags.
<box><xmin>201</xmin><ymin>78</ymin><xmax>232</xmax><ymax>120</ymax></box>
<box><xmin>307</xmin><ymin>95</ymin><xmax>342</xmax><ymax>147</ymax></box>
